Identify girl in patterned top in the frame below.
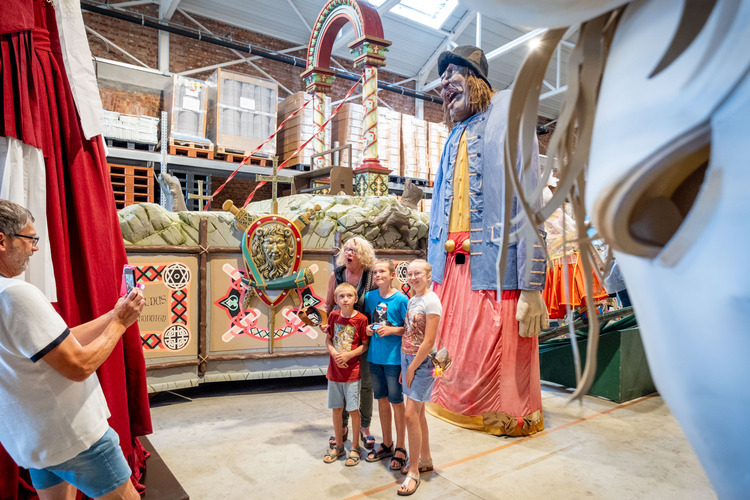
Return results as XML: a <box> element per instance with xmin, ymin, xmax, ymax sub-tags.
<box><xmin>398</xmin><ymin>260</ymin><xmax>442</xmax><ymax>496</ymax></box>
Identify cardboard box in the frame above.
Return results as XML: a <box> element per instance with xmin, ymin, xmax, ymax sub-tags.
<box><xmin>276</xmin><ymin>92</ymin><xmax>331</xmax><ymax>167</ymax></box>
<box><xmin>164</xmin><ymin>75</ymin><xmax>210</xmax><ymax>145</ymax></box>
<box><xmin>206</xmin><ymin>69</ymin><xmax>277</xmax><ymax>155</ymax></box>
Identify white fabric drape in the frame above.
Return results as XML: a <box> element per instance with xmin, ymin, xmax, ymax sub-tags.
<box><xmin>0</xmin><ymin>136</ymin><xmax>57</xmax><ymax>300</ymax></box>
<box><xmin>53</xmin><ymin>0</ymin><xmax>104</xmax><ymax>140</ymax></box>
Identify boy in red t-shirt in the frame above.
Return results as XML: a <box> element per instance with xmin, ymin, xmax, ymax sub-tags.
<box><xmin>323</xmin><ymin>282</ymin><xmax>369</xmax><ymax>466</ymax></box>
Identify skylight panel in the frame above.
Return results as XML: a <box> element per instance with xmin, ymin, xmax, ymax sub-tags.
<box><xmin>376</xmin><ymin>0</ymin><xmax>459</xmax><ymax>30</ymax></box>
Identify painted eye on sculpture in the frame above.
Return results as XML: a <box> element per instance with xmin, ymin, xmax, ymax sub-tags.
<box><xmin>592</xmin><ymin>125</ymin><xmax>710</xmax><ymax>260</ymax></box>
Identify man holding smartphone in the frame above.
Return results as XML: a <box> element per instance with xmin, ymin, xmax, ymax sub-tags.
<box><xmin>0</xmin><ymin>200</ymin><xmax>145</xmax><ymax>499</ymax></box>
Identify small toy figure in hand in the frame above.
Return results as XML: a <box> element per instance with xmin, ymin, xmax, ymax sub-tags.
<box><xmin>323</xmin><ymin>283</ymin><xmax>369</xmax><ymax>467</ymax></box>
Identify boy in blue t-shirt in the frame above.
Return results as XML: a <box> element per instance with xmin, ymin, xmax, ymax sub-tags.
<box><xmin>363</xmin><ymin>259</ymin><xmax>409</xmax><ymax>471</ymax></box>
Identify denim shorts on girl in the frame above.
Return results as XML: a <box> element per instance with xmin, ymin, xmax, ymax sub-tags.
<box><xmin>401</xmin><ymin>353</ymin><xmax>435</xmax><ymax>402</ymax></box>
<box><xmin>28</xmin><ymin>427</ymin><xmax>131</xmax><ymax>497</ymax></box>
<box><xmin>370</xmin><ymin>362</ymin><xmax>403</xmax><ymax>404</ymax></box>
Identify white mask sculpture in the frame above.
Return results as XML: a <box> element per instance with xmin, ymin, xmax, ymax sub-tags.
<box><xmin>465</xmin><ymin>0</ymin><xmax>750</xmax><ymax>498</ymax></box>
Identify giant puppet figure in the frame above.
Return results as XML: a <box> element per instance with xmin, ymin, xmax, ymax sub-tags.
<box><xmin>464</xmin><ymin>0</ymin><xmax>750</xmax><ymax>498</ymax></box>
<box><xmin>426</xmin><ymin>46</ymin><xmax>549</xmax><ymax>436</ymax></box>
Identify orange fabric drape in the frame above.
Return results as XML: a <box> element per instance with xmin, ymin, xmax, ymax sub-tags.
<box><xmin>543</xmin><ymin>253</ymin><xmax>609</xmax><ymax>319</ymax></box>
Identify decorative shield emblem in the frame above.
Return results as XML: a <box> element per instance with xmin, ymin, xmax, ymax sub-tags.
<box><xmin>241</xmin><ymin>215</ymin><xmax>303</xmax><ymax>307</ymax></box>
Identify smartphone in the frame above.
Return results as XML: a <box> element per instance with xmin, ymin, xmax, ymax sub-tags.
<box><xmin>123</xmin><ymin>266</ymin><xmax>136</xmax><ymax>295</ymax></box>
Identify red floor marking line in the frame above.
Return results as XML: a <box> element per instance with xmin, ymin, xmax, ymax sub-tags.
<box><xmin>344</xmin><ymin>394</ymin><xmax>657</xmax><ymax>499</ymax></box>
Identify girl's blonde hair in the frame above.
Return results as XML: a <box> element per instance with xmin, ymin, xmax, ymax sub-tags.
<box><xmin>408</xmin><ymin>259</ymin><xmax>432</xmax><ymax>277</ymax></box>
<box><xmin>336</xmin><ymin>236</ymin><xmax>376</xmax><ymax>269</ymax></box>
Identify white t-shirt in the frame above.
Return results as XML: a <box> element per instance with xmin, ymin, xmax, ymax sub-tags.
<box><xmin>402</xmin><ymin>291</ymin><xmax>442</xmax><ymax>355</ymax></box>
<box><xmin>0</xmin><ymin>277</ymin><xmax>110</xmax><ymax>468</ymax></box>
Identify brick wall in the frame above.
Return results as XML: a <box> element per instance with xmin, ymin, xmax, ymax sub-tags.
<box><xmin>83</xmin><ymin>6</ymin><xmax>436</xmax><ymax>121</ymax></box>
<box><xmin>209</xmin><ymin>177</ymin><xmax>273</xmax><ymax>212</ymax></box>
<box><xmin>99</xmin><ymin>84</ymin><xmax>162</xmax><ymax>117</ymax></box>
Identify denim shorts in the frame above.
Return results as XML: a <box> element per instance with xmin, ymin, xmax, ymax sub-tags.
<box><xmin>328</xmin><ymin>379</ymin><xmax>361</xmax><ymax>412</ymax></box>
<box><xmin>370</xmin><ymin>362</ymin><xmax>403</xmax><ymax>404</ymax></box>
<box><xmin>401</xmin><ymin>353</ymin><xmax>435</xmax><ymax>403</ymax></box>
<box><xmin>29</xmin><ymin>427</ymin><xmax>131</xmax><ymax>497</ymax></box>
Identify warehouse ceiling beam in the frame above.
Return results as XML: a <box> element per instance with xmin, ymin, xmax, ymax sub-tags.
<box><xmin>176</xmin><ymin>7</ymin><xmax>297</xmax><ymax>95</ymax></box>
<box><xmin>475</xmin><ymin>12</ymin><xmax>482</xmax><ymax>48</ymax></box>
<box><xmin>485</xmin><ymin>28</ymin><xmax>548</xmax><ymax>61</ymax></box>
<box><xmin>538</xmin><ymin>25</ymin><xmax>578</xmax><ymax>98</ymax></box>
<box><xmin>540</xmin><ymin>86</ymin><xmax>567</xmax><ymax>101</ymax></box>
<box><xmin>175</xmin><ymin>46</ymin><xmax>306</xmax><ymax>77</ymax></box>
<box><xmin>86</xmin><ymin>26</ymin><xmax>151</xmax><ymax>68</ymax></box>
<box><xmin>159</xmin><ymin>0</ymin><xmax>181</xmax><ymax>20</ymax></box>
<box><xmin>286</xmin><ymin>0</ymin><xmax>313</xmax><ymax>33</ymax></box>
<box><xmin>157</xmin><ymin>0</ymin><xmax>178</xmax><ymax>72</ymax></box>
<box><xmin>393</xmin><ymin>76</ymin><xmax>415</xmax><ymax>86</ymax></box>
<box><xmin>111</xmin><ymin>0</ymin><xmax>153</xmax><ymax>8</ymax></box>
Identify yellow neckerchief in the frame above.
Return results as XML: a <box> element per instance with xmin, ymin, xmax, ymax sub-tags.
<box><xmin>448</xmin><ymin>129</ymin><xmax>471</xmax><ymax>232</ymax></box>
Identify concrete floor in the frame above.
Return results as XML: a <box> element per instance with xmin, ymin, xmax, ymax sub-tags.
<box><xmin>147</xmin><ymin>377</ymin><xmax>716</xmax><ymax>499</ymax></box>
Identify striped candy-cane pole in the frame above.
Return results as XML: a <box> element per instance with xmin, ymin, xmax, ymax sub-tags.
<box><xmin>312</xmin><ymin>91</ymin><xmax>327</xmax><ymax>170</ymax></box>
<box><xmin>362</xmin><ymin>65</ymin><xmax>379</xmax><ymax>163</ymax></box>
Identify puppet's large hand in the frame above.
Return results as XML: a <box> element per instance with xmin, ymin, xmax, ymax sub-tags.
<box><xmin>516</xmin><ymin>290</ymin><xmax>550</xmax><ymax>337</ymax></box>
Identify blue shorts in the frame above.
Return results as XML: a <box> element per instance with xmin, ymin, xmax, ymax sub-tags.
<box><xmin>401</xmin><ymin>353</ymin><xmax>435</xmax><ymax>403</ymax></box>
<box><xmin>29</xmin><ymin>427</ymin><xmax>131</xmax><ymax>498</ymax></box>
<box><xmin>370</xmin><ymin>362</ymin><xmax>403</xmax><ymax>404</ymax></box>
<box><xmin>328</xmin><ymin>380</ymin><xmax>361</xmax><ymax>412</ymax></box>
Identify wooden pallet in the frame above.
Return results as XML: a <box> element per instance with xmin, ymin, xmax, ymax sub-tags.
<box><xmin>213</xmin><ymin>151</ymin><xmax>271</xmax><ymax>166</ymax></box>
<box><xmin>168</xmin><ymin>141</ymin><xmax>214</xmax><ymax>160</ymax></box>
<box><xmin>105</xmin><ymin>138</ymin><xmax>156</xmax><ymax>151</ymax></box>
<box><xmin>109</xmin><ymin>163</ymin><xmax>154</xmax><ymax>209</ymax></box>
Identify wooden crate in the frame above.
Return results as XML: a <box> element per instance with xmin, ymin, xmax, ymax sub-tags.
<box><xmin>109</xmin><ymin>164</ymin><xmax>154</xmax><ymax>209</ymax></box>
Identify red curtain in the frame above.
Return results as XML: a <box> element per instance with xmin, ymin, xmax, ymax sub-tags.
<box><xmin>0</xmin><ymin>1</ymin><xmax>151</xmax><ymax>497</ymax></box>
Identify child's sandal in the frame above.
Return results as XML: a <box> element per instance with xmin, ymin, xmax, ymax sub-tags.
<box><xmin>328</xmin><ymin>427</ymin><xmax>348</xmax><ymax>449</ymax></box>
<box><xmin>366</xmin><ymin>442</ymin><xmax>394</xmax><ymax>462</ymax></box>
<box><xmin>397</xmin><ymin>472</ymin><xmax>420</xmax><ymax>496</ymax></box>
<box><xmin>345</xmin><ymin>447</ymin><xmax>361</xmax><ymax>467</ymax></box>
<box><xmin>389</xmin><ymin>447</ymin><xmax>408</xmax><ymax>471</ymax></box>
<box><xmin>324</xmin><ymin>445</ymin><xmax>345</xmax><ymax>463</ymax></box>
<box><xmin>400</xmin><ymin>458</ymin><xmax>432</xmax><ymax>475</ymax></box>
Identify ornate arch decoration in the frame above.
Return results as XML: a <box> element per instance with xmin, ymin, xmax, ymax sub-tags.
<box><xmin>302</xmin><ymin>0</ymin><xmax>391</xmax><ymax>191</ymax></box>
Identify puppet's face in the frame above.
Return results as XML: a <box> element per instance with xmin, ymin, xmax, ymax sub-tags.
<box><xmin>441</xmin><ymin>64</ymin><xmax>472</xmax><ymax>123</ymax></box>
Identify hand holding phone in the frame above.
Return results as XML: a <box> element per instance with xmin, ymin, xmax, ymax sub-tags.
<box><xmin>124</xmin><ymin>267</ymin><xmax>136</xmax><ymax>294</ymax></box>
<box><xmin>121</xmin><ymin>265</ymin><xmax>141</xmax><ymax>296</ymax></box>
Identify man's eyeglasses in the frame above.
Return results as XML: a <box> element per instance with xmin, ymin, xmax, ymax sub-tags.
<box><xmin>14</xmin><ymin>234</ymin><xmax>40</xmax><ymax>245</ymax></box>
